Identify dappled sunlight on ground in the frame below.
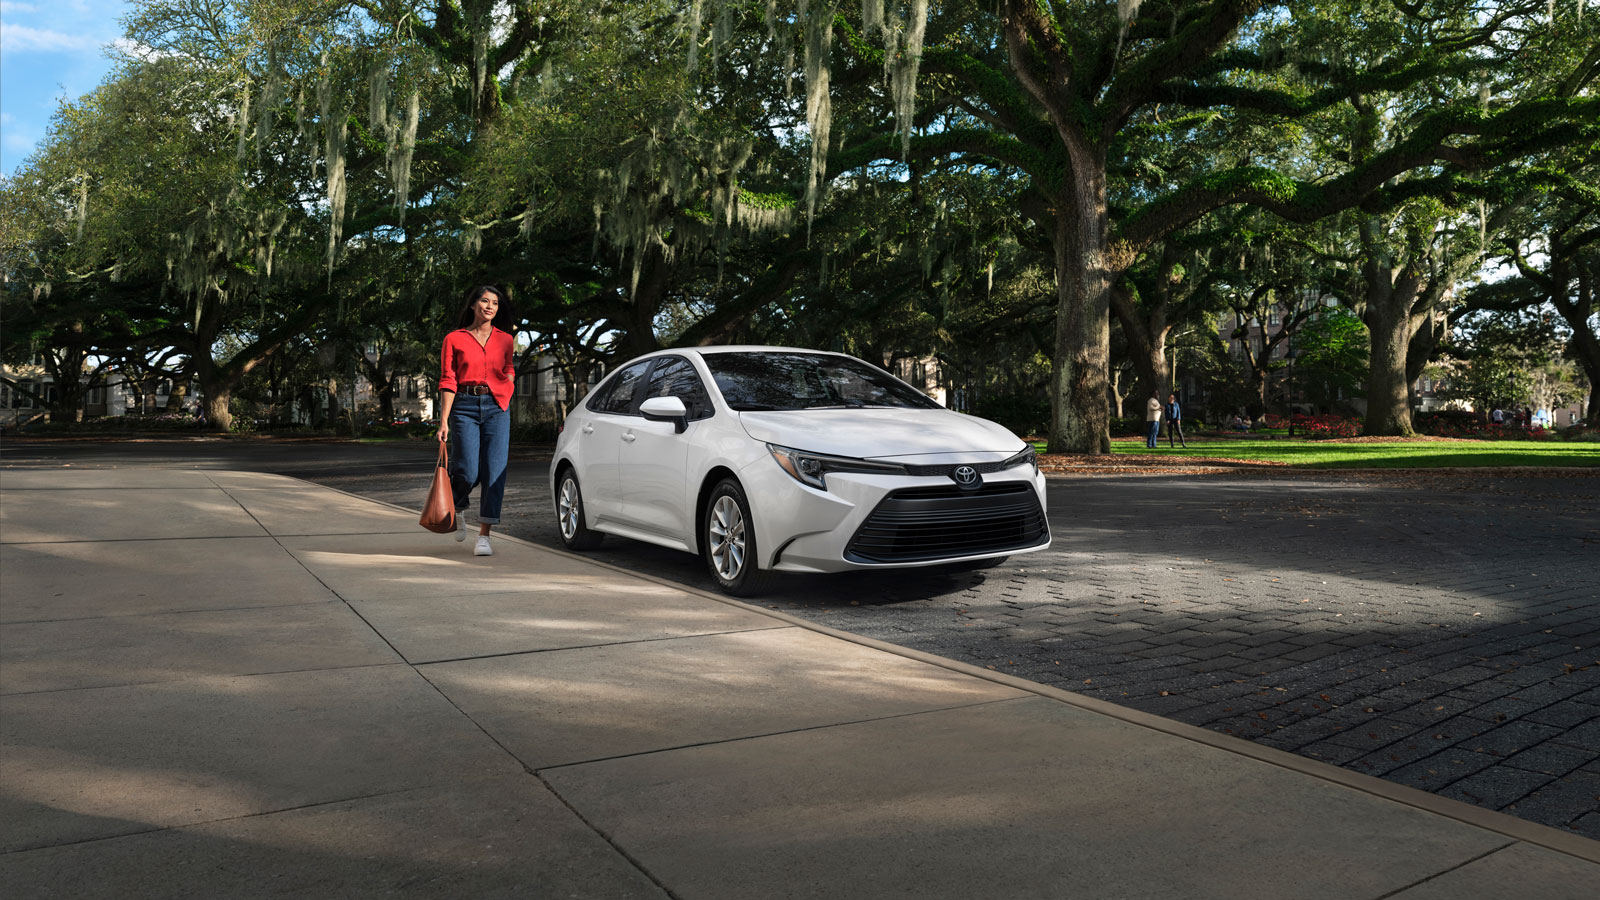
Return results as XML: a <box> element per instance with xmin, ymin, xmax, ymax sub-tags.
<box><xmin>0</xmin><ymin>489</ymin><xmax>263</xmax><ymax>544</ymax></box>
<box><xmin>1</xmin><ymin>744</ymin><xmax>268</xmax><ymax>836</ymax></box>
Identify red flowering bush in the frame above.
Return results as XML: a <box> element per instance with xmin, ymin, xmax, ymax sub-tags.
<box><xmin>1414</xmin><ymin>411</ymin><xmax>1554</xmax><ymax>441</ymax></box>
<box><xmin>1291</xmin><ymin>413</ymin><xmax>1361</xmax><ymax>437</ymax></box>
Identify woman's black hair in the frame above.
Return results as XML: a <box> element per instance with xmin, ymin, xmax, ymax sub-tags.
<box><xmin>455</xmin><ymin>284</ymin><xmax>514</xmax><ymax>330</ymax></box>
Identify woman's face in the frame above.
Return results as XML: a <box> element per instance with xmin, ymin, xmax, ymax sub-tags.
<box><xmin>472</xmin><ymin>291</ymin><xmax>498</xmax><ymax>324</ymax></box>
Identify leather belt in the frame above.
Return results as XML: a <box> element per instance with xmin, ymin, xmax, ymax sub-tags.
<box><xmin>457</xmin><ymin>384</ymin><xmax>492</xmax><ymax>396</ymax></box>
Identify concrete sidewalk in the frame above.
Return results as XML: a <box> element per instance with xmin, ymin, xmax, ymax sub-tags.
<box><xmin>1</xmin><ymin>466</ymin><xmax>1595</xmax><ymax>899</ymax></box>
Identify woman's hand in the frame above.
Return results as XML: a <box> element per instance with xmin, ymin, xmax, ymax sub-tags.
<box><xmin>437</xmin><ymin>421</ymin><xmax>449</xmax><ymax>443</ymax></box>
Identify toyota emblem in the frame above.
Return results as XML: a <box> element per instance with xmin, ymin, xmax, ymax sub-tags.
<box><xmin>952</xmin><ymin>465</ymin><xmax>980</xmax><ymax>488</ymax></box>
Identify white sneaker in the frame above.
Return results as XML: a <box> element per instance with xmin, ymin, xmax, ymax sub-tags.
<box><xmin>474</xmin><ymin>535</ymin><xmax>492</xmax><ymax>557</ymax></box>
<box><xmin>454</xmin><ymin>515</ymin><xmax>468</xmax><ymax>542</ymax></box>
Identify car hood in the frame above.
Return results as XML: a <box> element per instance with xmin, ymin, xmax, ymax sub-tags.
<box><xmin>736</xmin><ymin>408</ymin><xmax>1024</xmax><ymax>459</ymax></box>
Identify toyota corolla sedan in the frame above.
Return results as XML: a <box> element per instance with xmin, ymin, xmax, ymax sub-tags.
<box><xmin>551</xmin><ymin>346</ymin><xmax>1050</xmax><ymax>595</ymax></box>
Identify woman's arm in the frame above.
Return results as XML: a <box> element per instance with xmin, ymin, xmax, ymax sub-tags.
<box><xmin>437</xmin><ymin>389</ymin><xmax>455</xmax><ymax>443</ymax></box>
<box><xmin>437</xmin><ymin>334</ymin><xmax>457</xmax><ymax>442</ymax></box>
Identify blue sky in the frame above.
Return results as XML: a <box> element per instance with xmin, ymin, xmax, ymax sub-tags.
<box><xmin>1</xmin><ymin>0</ymin><xmax>129</xmax><ymax>176</ymax></box>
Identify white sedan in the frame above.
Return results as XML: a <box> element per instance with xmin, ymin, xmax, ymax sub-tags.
<box><xmin>551</xmin><ymin>346</ymin><xmax>1050</xmax><ymax>595</ymax></box>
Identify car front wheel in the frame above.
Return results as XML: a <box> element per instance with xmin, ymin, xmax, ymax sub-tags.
<box><xmin>555</xmin><ymin>468</ymin><xmax>604</xmax><ymax>551</ymax></box>
<box><xmin>703</xmin><ymin>478</ymin><xmax>774</xmax><ymax>597</ymax></box>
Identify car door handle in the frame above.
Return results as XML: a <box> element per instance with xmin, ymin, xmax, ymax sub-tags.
<box><xmin>582</xmin><ymin>425</ymin><xmax>594</xmax><ymax>434</ymax></box>
<box><xmin>621</xmin><ymin>432</ymin><xmax>636</xmax><ymax>443</ymax></box>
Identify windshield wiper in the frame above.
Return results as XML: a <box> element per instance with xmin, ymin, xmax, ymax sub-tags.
<box><xmin>731</xmin><ymin>403</ymin><xmax>782</xmax><ymax>411</ymax></box>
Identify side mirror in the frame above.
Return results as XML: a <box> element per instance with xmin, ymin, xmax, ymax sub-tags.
<box><xmin>639</xmin><ymin>395</ymin><xmax>689</xmax><ymax>433</ymax></box>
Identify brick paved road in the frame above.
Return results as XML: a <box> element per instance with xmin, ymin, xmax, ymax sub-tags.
<box><xmin>4</xmin><ymin>440</ymin><xmax>1597</xmax><ymax>838</ymax></box>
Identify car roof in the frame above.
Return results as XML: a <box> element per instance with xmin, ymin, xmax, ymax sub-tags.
<box><xmin>608</xmin><ymin>346</ymin><xmax>857</xmax><ymax>372</ymax></box>
<box><xmin>685</xmin><ymin>345</ymin><xmax>850</xmax><ymax>357</ymax></box>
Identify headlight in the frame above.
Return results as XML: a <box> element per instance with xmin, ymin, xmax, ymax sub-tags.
<box><xmin>1003</xmin><ymin>446</ymin><xmax>1038</xmax><ymax>474</ymax></box>
<box><xmin>767</xmin><ymin>444</ymin><xmax>908</xmax><ymax>491</ymax></box>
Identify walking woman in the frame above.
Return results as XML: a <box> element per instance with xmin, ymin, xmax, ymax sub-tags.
<box><xmin>437</xmin><ymin>285</ymin><xmax>516</xmax><ymax>556</ymax></box>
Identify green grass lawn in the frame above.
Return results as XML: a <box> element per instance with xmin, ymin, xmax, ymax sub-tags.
<box><xmin>1033</xmin><ymin>437</ymin><xmax>1600</xmax><ymax>468</ymax></box>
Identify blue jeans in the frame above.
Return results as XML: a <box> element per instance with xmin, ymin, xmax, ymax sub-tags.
<box><xmin>1146</xmin><ymin>421</ymin><xmax>1160</xmax><ymax>448</ymax></box>
<box><xmin>449</xmin><ymin>394</ymin><xmax>509</xmax><ymax>524</ymax></box>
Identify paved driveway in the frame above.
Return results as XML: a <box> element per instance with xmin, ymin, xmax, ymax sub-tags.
<box><xmin>4</xmin><ymin>439</ymin><xmax>1597</xmax><ymax>838</ymax></box>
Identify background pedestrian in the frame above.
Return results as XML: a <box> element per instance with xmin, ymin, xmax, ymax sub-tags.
<box><xmin>1145</xmin><ymin>391</ymin><xmax>1162</xmax><ymax>449</ymax></box>
<box><xmin>1165</xmin><ymin>392</ymin><xmax>1186</xmax><ymax>448</ymax></box>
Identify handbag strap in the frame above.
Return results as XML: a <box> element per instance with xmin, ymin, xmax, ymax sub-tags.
<box><xmin>436</xmin><ymin>440</ymin><xmax>448</xmax><ymax>469</ymax></box>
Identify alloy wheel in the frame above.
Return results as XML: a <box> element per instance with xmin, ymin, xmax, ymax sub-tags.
<box><xmin>558</xmin><ymin>477</ymin><xmax>581</xmax><ymax>540</ymax></box>
<box><xmin>708</xmin><ymin>495</ymin><xmax>746</xmax><ymax>580</ymax></box>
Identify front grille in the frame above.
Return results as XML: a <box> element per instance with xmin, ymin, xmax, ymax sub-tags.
<box><xmin>901</xmin><ymin>459</ymin><xmax>1022</xmax><ymax>477</ymax></box>
<box><xmin>845</xmin><ymin>483</ymin><xmax>1049</xmax><ymax>564</ymax></box>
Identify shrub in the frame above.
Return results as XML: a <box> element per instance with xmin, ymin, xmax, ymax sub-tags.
<box><xmin>24</xmin><ymin>413</ymin><xmax>206</xmax><ymax>433</ymax></box>
<box><xmin>1108</xmin><ymin>416</ymin><xmax>1146</xmax><ymax>436</ymax></box>
<box><xmin>1291</xmin><ymin>413</ymin><xmax>1361</xmax><ymax>437</ymax></box>
<box><xmin>359</xmin><ymin>422</ymin><xmax>436</xmax><ymax>439</ymax></box>
<box><xmin>1415</xmin><ymin>411</ymin><xmax>1556</xmax><ymax>441</ymax></box>
<box><xmin>510</xmin><ymin>417</ymin><xmax>560</xmax><ymax>443</ymax></box>
<box><xmin>975</xmin><ymin>393</ymin><xmax>1050</xmax><ymax>437</ymax></box>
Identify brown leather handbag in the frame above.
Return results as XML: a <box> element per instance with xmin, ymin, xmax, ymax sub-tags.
<box><xmin>419</xmin><ymin>442</ymin><xmax>457</xmax><ymax>533</ymax></box>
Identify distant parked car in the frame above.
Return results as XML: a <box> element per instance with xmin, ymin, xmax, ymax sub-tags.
<box><xmin>551</xmin><ymin>346</ymin><xmax>1051</xmax><ymax>595</ymax></box>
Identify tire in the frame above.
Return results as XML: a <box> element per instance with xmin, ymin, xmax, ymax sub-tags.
<box><xmin>702</xmin><ymin>478</ymin><xmax>775</xmax><ymax>597</ymax></box>
<box><xmin>555</xmin><ymin>468</ymin><xmax>604</xmax><ymax>551</ymax></box>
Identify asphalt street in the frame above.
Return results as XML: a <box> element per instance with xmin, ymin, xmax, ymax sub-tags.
<box><xmin>4</xmin><ymin>436</ymin><xmax>1597</xmax><ymax>839</ymax></box>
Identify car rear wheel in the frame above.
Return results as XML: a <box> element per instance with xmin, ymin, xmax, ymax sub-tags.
<box><xmin>703</xmin><ymin>478</ymin><xmax>774</xmax><ymax>597</ymax></box>
<box><xmin>556</xmin><ymin>469</ymin><xmax>604</xmax><ymax>550</ymax></box>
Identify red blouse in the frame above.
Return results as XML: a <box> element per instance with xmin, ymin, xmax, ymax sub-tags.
<box><xmin>440</xmin><ymin>327</ymin><xmax>516</xmax><ymax>410</ymax></box>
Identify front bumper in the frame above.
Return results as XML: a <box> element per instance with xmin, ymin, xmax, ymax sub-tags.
<box><xmin>741</xmin><ymin>460</ymin><xmax>1051</xmax><ymax>574</ymax></box>
<box><xmin>843</xmin><ymin>481</ymin><xmax>1048</xmax><ymax>564</ymax></box>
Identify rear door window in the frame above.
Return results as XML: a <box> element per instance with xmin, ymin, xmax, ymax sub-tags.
<box><xmin>587</xmin><ymin>360</ymin><xmax>652</xmax><ymax>415</ymax></box>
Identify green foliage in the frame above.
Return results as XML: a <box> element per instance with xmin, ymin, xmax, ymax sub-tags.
<box><xmin>1289</xmin><ymin>307</ymin><xmax>1369</xmax><ymax>408</ymax></box>
<box><xmin>2</xmin><ymin>0</ymin><xmax>1597</xmax><ymax>442</ymax></box>
<box><xmin>1439</xmin><ymin>310</ymin><xmax>1582</xmax><ymax>412</ymax></box>
<box><xmin>974</xmin><ymin>391</ymin><xmax>1050</xmax><ymax>438</ymax></box>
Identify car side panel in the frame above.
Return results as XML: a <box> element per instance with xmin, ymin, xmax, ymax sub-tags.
<box><xmin>617</xmin><ymin>416</ymin><xmax>693</xmax><ymax>537</ymax></box>
<box><xmin>575</xmin><ymin>410</ymin><xmax>629</xmax><ymax>522</ymax></box>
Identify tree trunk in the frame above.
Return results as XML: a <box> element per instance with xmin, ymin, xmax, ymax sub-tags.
<box><xmin>168</xmin><ymin>381</ymin><xmax>190</xmax><ymax>418</ymax></box>
<box><xmin>193</xmin><ymin>354</ymin><xmax>237</xmax><ymax>432</ymax></box>
<box><xmin>1109</xmin><ymin>366</ymin><xmax>1128</xmax><ymax>418</ymax></box>
<box><xmin>1565</xmin><ymin>325</ymin><xmax>1600</xmax><ymax>422</ymax></box>
<box><xmin>1552</xmin><ymin>278</ymin><xmax>1599</xmax><ymax>423</ymax></box>
<box><xmin>1358</xmin><ymin>215</ymin><xmax>1425</xmax><ymax>436</ymax></box>
<box><xmin>376</xmin><ymin>382</ymin><xmax>395</xmax><ymax>424</ymax></box>
<box><xmin>1048</xmin><ymin>164</ymin><xmax>1112</xmax><ymax>455</ymax></box>
<box><xmin>44</xmin><ymin>339</ymin><xmax>87</xmax><ymax>423</ymax></box>
<box><xmin>1110</xmin><ymin>284</ymin><xmax>1172</xmax><ymax>403</ymax></box>
<box><xmin>205</xmin><ymin>390</ymin><xmax>232</xmax><ymax>431</ymax></box>
<box><xmin>1362</xmin><ymin>296</ymin><xmax>1416</xmax><ymax>436</ymax></box>
<box><xmin>194</xmin><ymin>359</ymin><xmax>234</xmax><ymax>432</ymax></box>
<box><xmin>48</xmin><ymin>380</ymin><xmax>85</xmax><ymax>423</ymax></box>
<box><xmin>1405</xmin><ymin>307</ymin><xmax>1447</xmax><ymax>412</ymax></box>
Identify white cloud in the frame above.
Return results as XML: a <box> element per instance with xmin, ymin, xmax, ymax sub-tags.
<box><xmin>110</xmin><ymin>36</ymin><xmax>170</xmax><ymax>61</ymax></box>
<box><xmin>1</xmin><ymin>22</ymin><xmax>103</xmax><ymax>53</ymax></box>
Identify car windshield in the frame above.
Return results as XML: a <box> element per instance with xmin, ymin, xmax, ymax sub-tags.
<box><xmin>701</xmin><ymin>351</ymin><xmax>940</xmax><ymax>412</ymax></box>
